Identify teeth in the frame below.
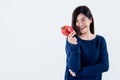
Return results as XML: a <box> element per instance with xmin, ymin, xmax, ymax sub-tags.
<box><xmin>81</xmin><ymin>27</ymin><xmax>85</xmax><ymax>29</ymax></box>
<box><xmin>80</xmin><ymin>26</ymin><xmax>86</xmax><ymax>30</ymax></box>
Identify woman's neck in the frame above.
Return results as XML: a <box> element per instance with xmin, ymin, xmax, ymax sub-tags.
<box><xmin>79</xmin><ymin>32</ymin><xmax>95</xmax><ymax>40</ymax></box>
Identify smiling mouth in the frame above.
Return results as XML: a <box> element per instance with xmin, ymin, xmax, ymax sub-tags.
<box><xmin>80</xmin><ymin>26</ymin><xmax>86</xmax><ymax>30</ymax></box>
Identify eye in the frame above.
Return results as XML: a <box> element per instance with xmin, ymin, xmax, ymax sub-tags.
<box><xmin>81</xmin><ymin>19</ymin><xmax>85</xmax><ymax>21</ymax></box>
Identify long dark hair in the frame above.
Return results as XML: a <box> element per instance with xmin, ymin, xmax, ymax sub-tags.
<box><xmin>71</xmin><ymin>5</ymin><xmax>94</xmax><ymax>36</ymax></box>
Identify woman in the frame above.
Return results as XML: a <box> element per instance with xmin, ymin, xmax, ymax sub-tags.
<box><xmin>64</xmin><ymin>5</ymin><xmax>109</xmax><ymax>80</ymax></box>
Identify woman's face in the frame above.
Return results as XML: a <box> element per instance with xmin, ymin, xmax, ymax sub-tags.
<box><xmin>76</xmin><ymin>13</ymin><xmax>92</xmax><ymax>34</ymax></box>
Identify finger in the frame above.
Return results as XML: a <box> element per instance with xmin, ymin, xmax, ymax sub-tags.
<box><xmin>68</xmin><ymin>31</ymin><xmax>76</xmax><ymax>38</ymax></box>
<box><xmin>70</xmin><ymin>71</ymin><xmax>76</xmax><ymax>77</ymax></box>
<box><xmin>70</xmin><ymin>38</ymin><xmax>77</xmax><ymax>44</ymax></box>
<box><xmin>71</xmin><ymin>37</ymin><xmax>77</xmax><ymax>42</ymax></box>
<box><xmin>71</xmin><ymin>31</ymin><xmax>76</xmax><ymax>37</ymax></box>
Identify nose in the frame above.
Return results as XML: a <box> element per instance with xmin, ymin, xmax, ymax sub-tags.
<box><xmin>78</xmin><ymin>21</ymin><xmax>83</xmax><ymax>27</ymax></box>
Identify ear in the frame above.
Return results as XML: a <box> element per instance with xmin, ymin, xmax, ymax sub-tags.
<box><xmin>89</xmin><ymin>17</ymin><xmax>92</xmax><ymax>23</ymax></box>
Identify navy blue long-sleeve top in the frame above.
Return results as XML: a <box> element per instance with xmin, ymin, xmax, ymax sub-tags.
<box><xmin>64</xmin><ymin>35</ymin><xmax>109</xmax><ymax>80</ymax></box>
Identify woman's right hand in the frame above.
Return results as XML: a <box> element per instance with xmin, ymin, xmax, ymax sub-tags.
<box><xmin>68</xmin><ymin>31</ymin><xmax>77</xmax><ymax>45</ymax></box>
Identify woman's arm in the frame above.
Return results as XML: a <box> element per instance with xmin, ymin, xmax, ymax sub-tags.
<box><xmin>77</xmin><ymin>37</ymin><xmax>109</xmax><ymax>77</ymax></box>
<box><xmin>65</xmin><ymin>39</ymin><xmax>81</xmax><ymax>74</ymax></box>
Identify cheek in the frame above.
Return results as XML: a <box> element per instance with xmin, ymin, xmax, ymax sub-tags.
<box><xmin>85</xmin><ymin>22</ymin><xmax>91</xmax><ymax>27</ymax></box>
<box><xmin>76</xmin><ymin>22</ymin><xmax>78</xmax><ymax>26</ymax></box>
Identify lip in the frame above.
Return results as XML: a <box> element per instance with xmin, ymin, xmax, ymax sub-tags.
<box><xmin>80</xmin><ymin>26</ymin><xmax>86</xmax><ymax>30</ymax></box>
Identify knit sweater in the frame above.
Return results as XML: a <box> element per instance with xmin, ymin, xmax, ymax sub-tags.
<box><xmin>64</xmin><ymin>35</ymin><xmax>109</xmax><ymax>80</ymax></box>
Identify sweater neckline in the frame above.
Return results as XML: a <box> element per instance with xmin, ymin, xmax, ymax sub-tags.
<box><xmin>77</xmin><ymin>35</ymin><xmax>98</xmax><ymax>44</ymax></box>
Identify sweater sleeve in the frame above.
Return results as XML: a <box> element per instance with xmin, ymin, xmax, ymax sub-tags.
<box><xmin>77</xmin><ymin>37</ymin><xmax>109</xmax><ymax>77</ymax></box>
<box><xmin>65</xmin><ymin>38</ymin><xmax>81</xmax><ymax>73</ymax></box>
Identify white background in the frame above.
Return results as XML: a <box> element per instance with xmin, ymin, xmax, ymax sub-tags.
<box><xmin>0</xmin><ymin>0</ymin><xmax>119</xmax><ymax>80</ymax></box>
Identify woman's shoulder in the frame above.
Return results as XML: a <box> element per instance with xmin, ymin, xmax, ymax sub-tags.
<box><xmin>96</xmin><ymin>34</ymin><xmax>105</xmax><ymax>39</ymax></box>
<box><xmin>96</xmin><ymin>34</ymin><xmax>106</xmax><ymax>42</ymax></box>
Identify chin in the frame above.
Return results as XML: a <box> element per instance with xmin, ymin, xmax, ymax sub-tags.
<box><xmin>80</xmin><ymin>30</ymin><xmax>87</xmax><ymax>34</ymax></box>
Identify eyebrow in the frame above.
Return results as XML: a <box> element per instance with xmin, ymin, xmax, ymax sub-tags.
<box><xmin>76</xmin><ymin>17</ymin><xmax>86</xmax><ymax>21</ymax></box>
